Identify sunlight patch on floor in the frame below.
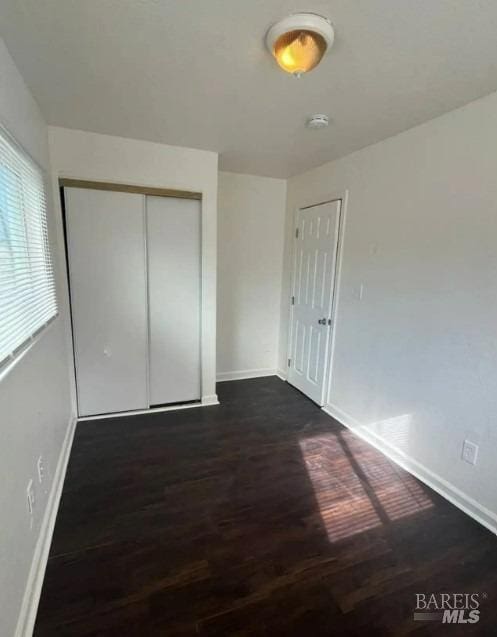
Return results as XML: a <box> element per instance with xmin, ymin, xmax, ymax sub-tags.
<box><xmin>299</xmin><ymin>426</ymin><xmax>433</xmax><ymax>543</ymax></box>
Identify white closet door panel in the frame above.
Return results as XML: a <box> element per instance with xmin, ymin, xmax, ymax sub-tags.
<box><xmin>147</xmin><ymin>196</ymin><xmax>201</xmax><ymax>405</ymax></box>
<box><xmin>65</xmin><ymin>188</ymin><xmax>148</xmax><ymax>416</ymax></box>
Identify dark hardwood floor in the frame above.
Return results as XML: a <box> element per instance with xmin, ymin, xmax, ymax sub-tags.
<box><xmin>35</xmin><ymin>377</ymin><xmax>497</xmax><ymax>636</ymax></box>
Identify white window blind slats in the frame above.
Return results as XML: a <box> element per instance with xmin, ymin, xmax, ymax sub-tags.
<box><xmin>0</xmin><ymin>125</ymin><xmax>58</xmax><ymax>366</ymax></box>
<box><xmin>1</xmin><ymin>292</ymin><xmax>56</xmax><ymax>323</ymax></box>
<box><xmin>0</xmin><ymin>307</ymin><xmax>57</xmax><ymax>346</ymax></box>
<box><xmin>0</xmin><ymin>311</ymin><xmax>56</xmax><ymax>346</ymax></box>
<box><xmin>0</xmin><ymin>289</ymin><xmax>57</xmax><ymax>348</ymax></box>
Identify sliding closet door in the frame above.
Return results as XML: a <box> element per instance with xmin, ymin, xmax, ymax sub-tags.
<box><xmin>147</xmin><ymin>196</ymin><xmax>201</xmax><ymax>405</ymax></box>
<box><xmin>65</xmin><ymin>188</ymin><xmax>148</xmax><ymax>416</ymax></box>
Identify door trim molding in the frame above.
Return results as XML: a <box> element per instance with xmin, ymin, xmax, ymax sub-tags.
<box><xmin>322</xmin><ymin>190</ymin><xmax>348</xmax><ymax>406</ymax></box>
<box><xmin>286</xmin><ymin>189</ymin><xmax>348</xmax><ymax>406</ymax></box>
<box><xmin>59</xmin><ymin>178</ymin><xmax>201</xmax><ymax>200</ymax></box>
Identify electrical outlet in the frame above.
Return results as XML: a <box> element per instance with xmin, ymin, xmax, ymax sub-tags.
<box><xmin>37</xmin><ymin>455</ymin><xmax>45</xmax><ymax>484</ymax></box>
<box><xmin>26</xmin><ymin>479</ymin><xmax>35</xmax><ymax>515</ymax></box>
<box><xmin>462</xmin><ymin>440</ymin><xmax>479</xmax><ymax>465</ymax></box>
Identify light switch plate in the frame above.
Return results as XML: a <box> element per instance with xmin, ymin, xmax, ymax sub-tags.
<box><xmin>462</xmin><ymin>440</ymin><xmax>478</xmax><ymax>465</ymax></box>
<box><xmin>27</xmin><ymin>479</ymin><xmax>35</xmax><ymax>515</ymax></box>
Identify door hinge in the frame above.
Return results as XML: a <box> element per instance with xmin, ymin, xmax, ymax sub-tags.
<box><xmin>288</xmin><ymin>358</ymin><xmax>291</xmax><ymax>367</ymax></box>
<box><xmin>295</xmin><ymin>228</ymin><xmax>299</xmax><ymax>239</ymax></box>
<box><xmin>291</xmin><ymin>296</ymin><xmax>295</xmax><ymax>305</ymax></box>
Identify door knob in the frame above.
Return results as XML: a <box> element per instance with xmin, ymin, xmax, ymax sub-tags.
<box><xmin>318</xmin><ymin>318</ymin><xmax>327</xmax><ymax>325</ymax></box>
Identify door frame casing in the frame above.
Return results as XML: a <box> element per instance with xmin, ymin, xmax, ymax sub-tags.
<box><xmin>286</xmin><ymin>189</ymin><xmax>348</xmax><ymax>406</ymax></box>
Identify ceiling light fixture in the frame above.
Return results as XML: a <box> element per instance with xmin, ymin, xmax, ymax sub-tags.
<box><xmin>265</xmin><ymin>13</ymin><xmax>334</xmax><ymax>77</ymax></box>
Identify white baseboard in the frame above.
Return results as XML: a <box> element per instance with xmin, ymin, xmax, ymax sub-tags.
<box><xmin>15</xmin><ymin>416</ymin><xmax>77</xmax><ymax>637</ymax></box>
<box><xmin>79</xmin><ymin>398</ymin><xmax>219</xmax><ymax>421</ymax></box>
<box><xmin>276</xmin><ymin>368</ymin><xmax>287</xmax><ymax>381</ymax></box>
<box><xmin>323</xmin><ymin>402</ymin><xmax>497</xmax><ymax>537</ymax></box>
<box><xmin>216</xmin><ymin>368</ymin><xmax>278</xmax><ymax>382</ymax></box>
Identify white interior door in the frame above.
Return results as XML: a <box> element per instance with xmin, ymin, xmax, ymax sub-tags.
<box><xmin>65</xmin><ymin>188</ymin><xmax>148</xmax><ymax>416</ymax></box>
<box><xmin>147</xmin><ymin>196</ymin><xmax>201</xmax><ymax>405</ymax></box>
<box><xmin>287</xmin><ymin>200</ymin><xmax>341</xmax><ymax>405</ymax></box>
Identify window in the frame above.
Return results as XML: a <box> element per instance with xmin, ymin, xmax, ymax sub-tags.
<box><xmin>0</xmin><ymin>125</ymin><xmax>57</xmax><ymax>367</ymax></box>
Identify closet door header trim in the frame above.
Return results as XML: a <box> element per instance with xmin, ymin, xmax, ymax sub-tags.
<box><xmin>59</xmin><ymin>178</ymin><xmax>202</xmax><ymax>200</ymax></box>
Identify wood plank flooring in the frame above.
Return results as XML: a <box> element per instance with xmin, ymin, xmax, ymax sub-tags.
<box><xmin>34</xmin><ymin>377</ymin><xmax>497</xmax><ymax>636</ymax></box>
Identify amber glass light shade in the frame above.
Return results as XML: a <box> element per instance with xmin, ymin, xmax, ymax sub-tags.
<box><xmin>273</xmin><ymin>30</ymin><xmax>327</xmax><ymax>75</ymax></box>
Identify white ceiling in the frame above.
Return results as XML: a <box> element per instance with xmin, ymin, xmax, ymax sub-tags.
<box><xmin>2</xmin><ymin>1</ymin><xmax>497</xmax><ymax>178</ymax></box>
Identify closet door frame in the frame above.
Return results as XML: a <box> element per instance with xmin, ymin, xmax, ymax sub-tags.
<box><xmin>60</xmin><ymin>178</ymin><xmax>204</xmax><ymax>419</ymax></box>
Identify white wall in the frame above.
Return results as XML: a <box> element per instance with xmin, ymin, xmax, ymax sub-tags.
<box><xmin>48</xmin><ymin>126</ymin><xmax>219</xmax><ymax>403</ymax></box>
<box><xmin>281</xmin><ymin>89</ymin><xmax>497</xmax><ymax>531</ymax></box>
<box><xmin>217</xmin><ymin>172</ymin><xmax>286</xmax><ymax>380</ymax></box>
<box><xmin>0</xmin><ymin>39</ymin><xmax>74</xmax><ymax>637</ymax></box>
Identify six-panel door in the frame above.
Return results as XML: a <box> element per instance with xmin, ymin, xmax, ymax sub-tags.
<box><xmin>287</xmin><ymin>200</ymin><xmax>341</xmax><ymax>405</ymax></box>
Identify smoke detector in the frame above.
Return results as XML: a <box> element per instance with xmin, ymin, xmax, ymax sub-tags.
<box><xmin>306</xmin><ymin>114</ymin><xmax>329</xmax><ymax>129</ymax></box>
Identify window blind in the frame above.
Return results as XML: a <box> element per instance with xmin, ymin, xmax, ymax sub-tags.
<box><xmin>0</xmin><ymin>126</ymin><xmax>57</xmax><ymax>367</ymax></box>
